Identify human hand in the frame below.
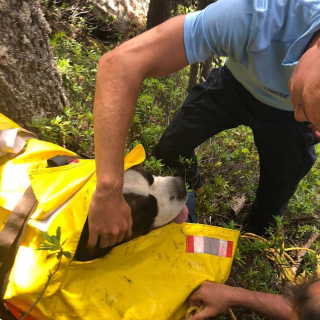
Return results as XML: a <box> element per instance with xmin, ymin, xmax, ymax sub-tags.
<box><xmin>309</xmin><ymin>124</ymin><xmax>320</xmax><ymax>142</ymax></box>
<box><xmin>189</xmin><ymin>282</ymin><xmax>239</xmax><ymax>320</ymax></box>
<box><xmin>87</xmin><ymin>187</ymin><xmax>132</xmax><ymax>248</ymax></box>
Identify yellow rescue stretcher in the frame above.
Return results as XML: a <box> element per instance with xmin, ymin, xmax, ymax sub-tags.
<box><xmin>0</xmin><ymin>113</ymin><xmax>239</xmax><ymax>320</ymax></box>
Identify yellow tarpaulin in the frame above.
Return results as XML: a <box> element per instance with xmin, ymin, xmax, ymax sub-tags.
<box><xmin>0</xmin><ymin>114</ymin><xmax>239</xmax><ymax>320</ymax></box>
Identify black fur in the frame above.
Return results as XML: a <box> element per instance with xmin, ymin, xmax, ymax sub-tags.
<box><xmin>74</xmin><ymin>193</ymin><xmax>158</xmax><ymax>261</ymax></box>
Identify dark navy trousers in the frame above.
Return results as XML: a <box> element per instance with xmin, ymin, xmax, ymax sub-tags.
<box><xmin>155</xmin><ymin>67</ymin><xmax>317</xmax><ymax>235</ymax></box>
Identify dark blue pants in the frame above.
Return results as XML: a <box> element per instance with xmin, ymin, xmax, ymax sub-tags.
<box><xmin>155</xmin><ymin>67</ymin><xmax>317</xmax><ymax>235</ymax></box>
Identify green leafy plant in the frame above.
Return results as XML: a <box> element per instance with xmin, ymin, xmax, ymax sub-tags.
<box><xmin>21</xmin><ymin>227</ymin><xmax>71</xmax><ymax>320</ymax></box>
<box><xmin>295</xmin><ymin>251</ymin><xmax>319</xmax><ymax>279</ymax></box>
<box><xmin>38</xmin><ymin>226</ymin><xmax>71</xmax><ymax>260</ymax></box>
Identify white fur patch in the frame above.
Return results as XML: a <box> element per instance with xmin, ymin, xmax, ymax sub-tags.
<box><xmin>122</xmin><ymin>170</ymin><xmax>150</xmax><ymax>196</ymax></box>
<box><xmin>123</xmin><ymin>168</ymin><xmax>187</xmax><ymax>228</ymax></box>
<box><xmin>150</xmin><ymin>176</ymin><xmax>186</xmax><ymax>227</ymax></box>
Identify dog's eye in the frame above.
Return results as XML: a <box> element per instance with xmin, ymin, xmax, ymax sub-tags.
<box><xmin>170</xmin><ymin>195</ymin><xmax>175</xmax><ymax>201</ymax></box>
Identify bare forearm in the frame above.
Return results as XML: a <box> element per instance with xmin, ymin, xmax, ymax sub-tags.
<box><xmin>87</xmin><ymin>51</ymin><xmax>143</xmax><ymax>248</ymax></box>
<box><xmin>94</xmin><ymin>52</ymin><xmax>143</xmax><ymax>191</ymax></box>
<box><xmin>234</xmin><ymin>288</ymin><xmax>291</xmax><ymax>320</ymax></box>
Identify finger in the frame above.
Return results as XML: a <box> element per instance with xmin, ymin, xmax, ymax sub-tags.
<box><xmin>313</xmin><ymin>129</ymin><xmax>320</xmax><ymax>141</ymax></box>
<box><xmin>106</xmin><ymin>233</ymin><xmax>117</xmax><ymax>247</ymax></box>
<box><xmin>192</xmin><ymin>307</ymin><xmax>216</xmax><ymax>320</ymax></box>
<box><xmin>87</xmin><ymin>231</ymin><xmax>98</xmax><ymax>249</ymax></box>
<box><xmin>308</xmin><ymin>125</ymin><xmax>320</xmax><ymax>140</ymax></box>
<box><xmin>116</xmin><ymin>229</ymin><xmax>126</xmax><ymax>243</ymax></box>
<box><xmin>99</xmin><ymin>236</ymin><xmax>110</xmax><ymax>248</ymax></box>
<box><xmin>125</xmin><ymin>214</ymin><xmax>133</xmax><ymax>239</ymax></box>
<box><xmin>188</xmin><ymin>290</ymin><xmax>202</xmax><ymax>306</ymax></box>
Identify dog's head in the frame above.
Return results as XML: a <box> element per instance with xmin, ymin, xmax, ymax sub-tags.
<box><xmin>75</xmin><ymin>165</ymin><xmax>188</xmax><ymax>261</ymax></box>
<box><xmin>123</xmin><ymin>165</ymin><xmax>188</xmax><ymax>239</ymax></box>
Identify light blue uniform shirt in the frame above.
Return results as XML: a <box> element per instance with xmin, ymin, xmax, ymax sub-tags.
<box><xmin>183</xmin><ymin>0</ymin><xmax>320</xmax><ymax>111</ymax></box>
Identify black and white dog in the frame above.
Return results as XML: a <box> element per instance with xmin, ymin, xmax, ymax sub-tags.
<box><xmin>75</xmin><ymin>165</ymin><xmax>189</xmax><ymax>261</ymax></box>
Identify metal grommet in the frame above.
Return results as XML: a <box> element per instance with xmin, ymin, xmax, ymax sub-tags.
<box><xmin>209</xmin><ymin>79</ymin><xmax>217</xmax><ymax>87</ymax></box>
<box><xmin>309</xmin><ymin>137</ymin><xmax>316</xmax><ymax>145</ymax></box>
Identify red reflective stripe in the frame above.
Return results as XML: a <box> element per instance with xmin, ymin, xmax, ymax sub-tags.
<box><xmin>187</xmin><ymin>236</ymin><xmax>234</xmax><ymax>258</ymax></box>
<box><xmin>186</xmin><ymin>235</ymin><xmax>194</xmax><ymax>253</ymax></box>
<box><xmin>226</xmin><ymin>241</ymin><xmax>233</xmax><ymax>258</ymax></box>
<box><xmin>4</xmin><ymin>302</ymin><xmax>35</xmax><ymax>320</ymax></box>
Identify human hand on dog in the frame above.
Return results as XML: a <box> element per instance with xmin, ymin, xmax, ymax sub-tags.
<box><xmin>87</xmin><ymin>188</ymin><xmax>133</xmax><ymax>248</ymax></box>
<box><xmin>188</xmin><ymin>282</ymin><xmax>238</xmax><ymax>319</ymax></box>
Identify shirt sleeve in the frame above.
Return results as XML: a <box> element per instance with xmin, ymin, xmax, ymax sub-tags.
<box><xmin>183</xmin><ymin>0</ymin><xmax>255</xmax><ymax>64</ymax></box>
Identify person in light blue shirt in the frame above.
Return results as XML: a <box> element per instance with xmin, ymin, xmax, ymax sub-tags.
<box><xmin>155</xmin><ymin>0</ymin><xmax>320</xmax><ymax>235</ymax></box>
<box><xmin>91</xmin><ymin>0</ymin><xmax>320</xmax><ymax>248</ymax></box>
<box><xmin>183</xmin><ymin>0</ymin><xmax>320</xmax><ymax>111</ymax></box>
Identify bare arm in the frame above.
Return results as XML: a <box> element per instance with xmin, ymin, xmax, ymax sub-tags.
<box><xmin>88</xmin><ymin>15</ymin><xmax>189</xmax><ymax>248</ymax></box>
<box><xmin>188</xmin><ymin>282</ymin><xmax>292</xmax><ymax>320</ymax></box>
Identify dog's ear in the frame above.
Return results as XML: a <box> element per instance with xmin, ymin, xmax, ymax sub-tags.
<box><xmin>124</xmin><ymin>193</ymin><xmax>158</xmax><ymax>239</ymax></box>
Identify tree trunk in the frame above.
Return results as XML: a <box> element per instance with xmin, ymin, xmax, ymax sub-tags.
<box><xmin>0</xmin><ymin>0</ymin><xmax>67</xmax><ymax>128</ymax></box>
<box><xmin>187</xmin><ymin>63</ymin><xmax>199</xmax><ymax>92</ymax></box>
<box><xmin>200</xmin><ymin>57</ymin><xmax>212</xmax><ymax>81</ymax></box>
<box><xmin>199</xmin><ymin>0</ymin><xmax>216</xmax><ymax>9</ymax></box>
<box><xmin>146</xmin><ymin>0</ymin><xmax>172</xmax><ymax>30</ymax></box>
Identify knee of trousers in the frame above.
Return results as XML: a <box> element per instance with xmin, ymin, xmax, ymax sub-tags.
<box><xmin>298</xmin><ymin>145</ymin><xmax>317</xmax><ymax>181</ymax></box>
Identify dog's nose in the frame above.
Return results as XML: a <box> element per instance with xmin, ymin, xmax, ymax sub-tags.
<box><xmin>174</xmin><ymin>176</ymin><xmax>187</xmax><ymax>200</ymax></box>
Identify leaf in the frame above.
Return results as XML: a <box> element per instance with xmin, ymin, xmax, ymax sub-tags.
<box><xmin>51</xmin><ymin>235</ymin><xmax>60</xmax><ymax>247</ymax></box>
<box><xmin>56</xmin><ymin>226</ymin><xmax>61</xmax><ymax>242</ymax></box>
<box><xmin>37</xmin><ymin>247</ymin><xmax>55</xmax><ymax>251</ymax></box>
<box><xmin>62</xmin><ymin>251</ymin><xmax>72</xmax><ymax>259</ymax></box>
<box><xmin>39</xmin><ymin>242</ymin><xmax>56</xmax><ymax>247</ymax></box>
<box><xmin>295</xmin><ymin>267</ymin><xmax>303</xmax><ymax>278</ymax></box>
<box><xmin>57</xmin><ymin>251</ymin><xmax>63</xmax><ymax>259</ymax></box>
<box><xmin>43</xmin><ymin>231</ymin><xmax>54</xmax><ymax>244</ymax></box>
<box><xmin>61</xmin><ymin>238</ymin><xmax>68</xmax><ymax>246</ymax></box>
<box><xmin>46</xmin><ymin>253</ymin><xmax>57</xmax><ymax>259</ymax></box>
<box><xmin>38</xmin><ymin>243</ymin><xmax>58</xmax><ymax>250</ymax></box>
